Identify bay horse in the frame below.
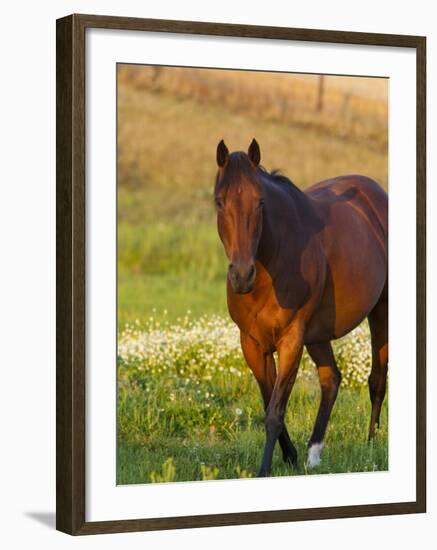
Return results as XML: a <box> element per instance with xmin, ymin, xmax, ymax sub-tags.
<box><xmin>214</xmin><ymin>139</ymin><xmax>388</xmax><ymax>477</ymax></box>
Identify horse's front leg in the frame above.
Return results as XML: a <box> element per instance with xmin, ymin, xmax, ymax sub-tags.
<box><xmin>240</xmin><ymin>332</ymin><xmax>298</xmax><ymax>468</ymax></box>
<box><xmin>258</xmin><ymin>326</ymin><xmax>304</xmax><ymax>477</ymax></box>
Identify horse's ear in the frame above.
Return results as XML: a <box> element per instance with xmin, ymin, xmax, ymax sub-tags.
<box><xmin>248</xmin><ymin>138</ymin><xmax>261</xmax><ymax>167</ymax></box>
<box><xmin>216</xmin><ymin>139</ymin><xmax>229</xmax><ymax>168</ymax></box>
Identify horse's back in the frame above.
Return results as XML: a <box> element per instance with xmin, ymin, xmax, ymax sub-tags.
<box><xmin>306</xmin><ymin>175</ymin><xmax>387</xmax><ymax>237</ymax></box>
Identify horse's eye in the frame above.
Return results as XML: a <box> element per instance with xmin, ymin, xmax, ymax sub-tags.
<box><xmin>215</xmin><ymin>198</ymin><xmax>224</xmax><ymax>209</ymax></box>
<box><xmin>258</xmin><ymin>198</ymin><xmax>265</xmax><ymax>209</ymax></box>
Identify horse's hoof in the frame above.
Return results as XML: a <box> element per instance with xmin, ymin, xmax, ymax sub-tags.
<box><xmin>307</xmin><ymin>443</ymin><xmax>323</xmax><ymax>469</ymax></box>
<box><xmin>257</xmin><ymin>469</ymin><xmax>270</xmax><ymax>478</ymax></box>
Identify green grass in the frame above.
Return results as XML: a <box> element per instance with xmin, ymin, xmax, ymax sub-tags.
<box><xmin>118</xmin><ymin>272</ymin><xmax>227</xmax><ymax>326</ymax></box>
<box><xmin>117</xmin><ymin>315</ymin><xmax>387</xmax><ymax>484</ymax></box>
<box><xmin>118</xmin><ymin>218</ymin><xmax>228</xmax><ymax>326</ymax></box>
<box><xmin>117</xmin><ymin>377</ymin><xmax>388</xmax><ymax>484</ymax></box>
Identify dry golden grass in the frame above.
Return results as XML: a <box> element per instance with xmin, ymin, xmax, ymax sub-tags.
<box><xmin>117</xmin><ymin>69</ymin><xmax>388</xmax><ymax>213</ymax></box>
<box><xmin>118</xmin><ymin>65</ymin><xmax>388</xmax><ymax>154</ymax></box>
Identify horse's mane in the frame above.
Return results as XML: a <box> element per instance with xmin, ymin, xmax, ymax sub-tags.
<box><xmin>258</xmin><ymin>165</ymin><xmax>303</xmax><ymax>195</ymax></box>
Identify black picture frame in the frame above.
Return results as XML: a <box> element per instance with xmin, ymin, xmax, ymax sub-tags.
<box><xmin>56</xmin><ymin>13</ymin><xmax>426</xmax><ymax>535</ymax></box>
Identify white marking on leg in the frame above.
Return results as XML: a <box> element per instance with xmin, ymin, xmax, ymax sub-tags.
<box><xmin>307</xmin><ymin>443</ymin><xmax>323</xmax><ymax>468</ymax></box>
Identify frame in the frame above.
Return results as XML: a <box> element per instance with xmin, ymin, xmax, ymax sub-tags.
<box><xmin>56</xmin><ymin>13</ymin><xmax>426</xmax><ymax>535</ymax></box>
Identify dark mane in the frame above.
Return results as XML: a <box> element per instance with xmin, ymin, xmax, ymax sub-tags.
<box><xmin>258</xmin><ymin>165</ymin><xmax>303</xmax><ymax>195</ymax></box>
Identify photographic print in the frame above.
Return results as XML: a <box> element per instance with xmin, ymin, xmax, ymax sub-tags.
<box><xmin>116</xmin><ymin>64</ymin><xmax>389</xmax><ymax>484</ymax></box>
<box><xmin>57</xmin><ymin>14</ymin><xmax>425</xmax><ymax>534</ymax></box>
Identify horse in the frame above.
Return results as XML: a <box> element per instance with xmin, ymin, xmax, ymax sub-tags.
<box><xmin>214</xmin><ymin>139</ymin><xmax>388</xmax><ymax>477</ymax></box>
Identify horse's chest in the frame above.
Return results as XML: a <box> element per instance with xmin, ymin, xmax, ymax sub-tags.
<box><xmin>228</xmin><ymin>293</ymin><xmax>292</xmax><ymax>352</ymax></box>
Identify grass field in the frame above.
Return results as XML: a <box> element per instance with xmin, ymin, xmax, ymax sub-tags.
<box><xmin>117</xmin><ymin>66</ymin><xmax>389</xmax><ymax>484</ymax></box>
<box><xmin>118</xmin><ymin>381</ymin><xmax>388</xmax><ymax>484</ymax></box>
<box><xmin>117</xmin><ymin>316</ymin><xmax>388</xmax><ymax>483</ymax></box>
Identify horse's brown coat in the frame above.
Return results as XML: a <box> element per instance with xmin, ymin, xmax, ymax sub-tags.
<box><xmin>214</xmin><ymin>139</ymin><xmax>388</xmax><ymax>476</ymax></box>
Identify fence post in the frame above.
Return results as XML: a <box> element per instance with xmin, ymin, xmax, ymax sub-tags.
<box><xmin>316</xmin><ymin>75</ymin><xmax>325</xmax><ymax>112</ymax></box>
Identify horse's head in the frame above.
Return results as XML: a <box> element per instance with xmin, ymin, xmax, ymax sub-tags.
<box><xmin>214</xmin><ymin>139</ymin><xmax>264</xmax><ymax>294</ymax></box>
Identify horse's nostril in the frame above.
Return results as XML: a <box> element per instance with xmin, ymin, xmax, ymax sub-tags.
<box><xmin>229</xmin><ymin>263</ymin><xmax>255</xmax><ymax>288</ymax></box>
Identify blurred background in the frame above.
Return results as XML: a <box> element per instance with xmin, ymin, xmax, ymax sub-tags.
<box><xmin>117</xmin><ymin>65</ymin><xmax>388</xmax><ymax>327</ymax></box>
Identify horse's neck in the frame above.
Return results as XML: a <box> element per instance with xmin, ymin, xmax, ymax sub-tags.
<box><xmin>257</xmin><ymin>179</ymin><xmax>319</xmax><ymax>269</ymax></box>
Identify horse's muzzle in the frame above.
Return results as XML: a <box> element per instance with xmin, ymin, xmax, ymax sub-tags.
<box><xmin>228</xmin><ymin>262</ymin><xmax>256</xmax><ymax>294</ymax></box>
